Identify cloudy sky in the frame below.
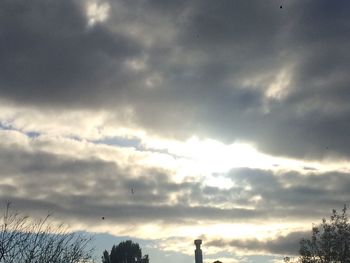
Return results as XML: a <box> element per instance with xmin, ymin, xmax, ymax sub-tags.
<box><xmin>0</xmin><ymin>0</ymin><xmax>349</xmax><ymax>262</ymax></box>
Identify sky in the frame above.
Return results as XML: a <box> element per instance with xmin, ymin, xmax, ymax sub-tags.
<box><xmin>0</xmin><ymin>0</ymin><xmax>349</xmax><ymax>262</ymax></box>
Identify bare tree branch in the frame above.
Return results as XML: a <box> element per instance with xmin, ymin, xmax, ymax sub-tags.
<box><xmin>0</xmin><ymin>202</ymin><xmax>94</xmax><ymax>263</ymax></box>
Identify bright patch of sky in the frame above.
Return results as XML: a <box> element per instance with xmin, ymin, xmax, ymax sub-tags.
<box><xmin>86</xmin><ymin>1</ymin><xmax>110</xmax><ymax>27</ymax></box>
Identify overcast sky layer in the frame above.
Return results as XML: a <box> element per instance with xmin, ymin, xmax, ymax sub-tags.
<box><xmin>0</xmin><ymin>1</ymin><xmax>349</xmax><ymax>263</ymax></box>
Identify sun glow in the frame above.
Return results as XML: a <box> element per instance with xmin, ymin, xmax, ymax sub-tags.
<box><xmin>139</xmin><ymin>135</ymin><xmax>350</xmax><ymax>180</ymax></box>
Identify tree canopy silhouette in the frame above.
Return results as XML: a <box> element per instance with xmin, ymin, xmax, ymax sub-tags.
<box><xmin>286</xmin><ymin>205</ymin><xmax>350</xmax><ymax>263</ymax></box>
<box><xmin>102</xmin><ymin>240</ymin><xmax>149</xmax><ymax>263</ymax></box>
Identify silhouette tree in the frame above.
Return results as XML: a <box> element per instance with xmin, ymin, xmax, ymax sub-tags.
<box><xmin>295</xmin><ymin>205</ymin><xmax>350</xmax><ymax>263</ymax></box>
<box><xmin>102</xmin><ymin>240</ymin><xmax>149</xmax><ymax>263</ymax></box>
<box><xmin>0</xmin><ymin>202</ymin><xmax>94</xmax><ymax>263</ymax></box>
<box><xmin>102</xmin><ymin>250</ymin><xmax>111</xmax><ymax>263</ymax></box>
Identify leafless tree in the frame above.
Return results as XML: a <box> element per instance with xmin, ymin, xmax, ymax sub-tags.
<box><xmin>0</xmin><ymin>202</ymin><xmax>94</xmax><ymax>263</ymax></box>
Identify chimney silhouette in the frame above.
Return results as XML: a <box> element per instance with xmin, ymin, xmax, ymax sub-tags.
<box><xmin>194</xmin><ymin>239</ymin><xmax>203</xmax><ymax>263</ymax></box>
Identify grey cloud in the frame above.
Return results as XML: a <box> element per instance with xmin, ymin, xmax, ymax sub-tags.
<box><xmin>248</xmin><ymin>0</ymin><xmax>350</xmax><ymax>158</ymax></box>
<box><xmin>114</xmin><ymin>0</ymin><xmax>350</xmax><ymax>158</ymax></box>
<box><xmin>1</xmin><ymin>0</ymin><xmax>350</xmax><ymax>159</ymax></box>
<box><xmin>0</xmin><ymin>0</ymin><xmax>141</xmax><ymax>108</ymax></box>
<box><xmin>178</xmin><ymin>0</ymin><xmax>283</xmax><ymax>49</ymax></box>
<box><xmin>227</xmin><ymin>168</ymin><xmax>350</xmax><ymax>219</ymax></box>
<box><xmin>2</xmin><ymin>137</ymin><xmax>350</xmax><ymax>226</ymax></box>
<box><xmin>207</xmin><ymin>230</ymin><xmax>309</xmax><ymax>255</ymax></box>
<box><xmin>0</xmin><ymin>142</ymin><xmax>266</xmax><ymax>224</ymax></box>
<box><xmin>0</xmin><ymin>195</ymin><xmax>264</xmax><ymax>226</ymax></box>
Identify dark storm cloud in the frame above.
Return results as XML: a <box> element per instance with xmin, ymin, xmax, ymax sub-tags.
<box><xmin>1</xmin><ymin>0</ymin><xmax>350</xmax><ymax>158</ymax></box>
<box><xmin>166</xmin><ymin>0</ymin><xmax>350</xmax><ymax>158</ymax></box>
<box><xmin>0</xmin><ymin>0</ymin><xmax>141</xmax><ymax>107</ymax></box>
<box><xmin>207</xmin><ymin>230</ymin><xmax>309</xmax><ymax>255</ymax></box>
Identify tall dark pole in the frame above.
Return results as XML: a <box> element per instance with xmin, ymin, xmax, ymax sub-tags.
<box><xmin>194</xmin><ymin>239</ymin><xmax>203</xmax><ymax>263</ymax></box>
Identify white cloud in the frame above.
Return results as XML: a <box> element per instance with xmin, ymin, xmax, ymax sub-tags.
<box><xmin>86</xmin><ymin>1</ymin><xmax>110</xmax><ymax>27</ymax></box>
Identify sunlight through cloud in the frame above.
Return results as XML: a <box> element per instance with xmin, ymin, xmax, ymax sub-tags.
<box><xmin>86</xmin><ymin>1</ymin><xmax>110</xmax><ymax>27</ymax></box>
